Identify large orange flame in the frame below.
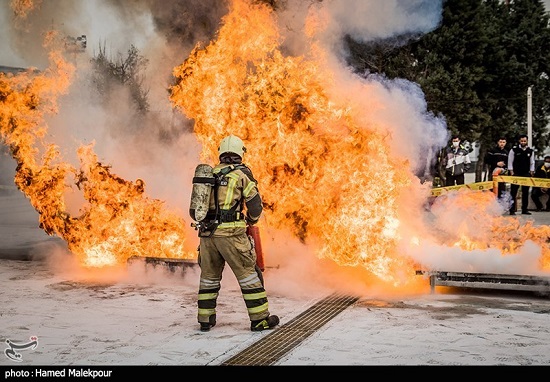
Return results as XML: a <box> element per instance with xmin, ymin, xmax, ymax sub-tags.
<box><xmin>170</xmin><ymin>0</ymin><xmax>420</xmax><ymax>285</ymax></box>
<box><xmin>0</xmin><ymin>32</ymin><xmax>193</xmax><ymax>268</ymax></box>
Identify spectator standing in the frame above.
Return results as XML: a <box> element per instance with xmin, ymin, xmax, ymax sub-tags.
<box><xmin>443</xmin><ymin>135</ymin><xmax>471</xmax><ymax>186</ymax></box>
<box><xmin>531</xmin><ymin>155</ymin><xmax>550</xmax><ymax>212</ymax></box>
<box><xmin>484</xmin><ymin>137</ymin><xmax>508</xmax><ymax>199</ymax></box>
<box><xmin>508</xmin><ymin>134</ymin><xmax>535</xmax><ymax>215</ymax></box>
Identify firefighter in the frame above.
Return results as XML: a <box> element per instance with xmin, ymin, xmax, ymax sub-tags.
<box><xmin>194</xmin><ymin>135</ymin><xmax>279</xmax><ymax>332</ymax></box>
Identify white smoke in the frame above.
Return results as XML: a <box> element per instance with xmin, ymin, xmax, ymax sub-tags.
<box><xmin>274</xmin><ymin>0</ymin><xmax>447</xmax><ymax>177</ymax></box>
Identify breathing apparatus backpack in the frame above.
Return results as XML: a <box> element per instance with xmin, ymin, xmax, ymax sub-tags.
<box><xmin>189</xmin><ymin>164</ymin><xmax>215</xmax><ymax>222</ymax></box>
<box><xmin>189</xmin><ymin>163</ymin><xmax>267</xmax><ymax>272</ymax></box>
<box><xmin>189</xmin><ymin>163</ymin><xmax>246</xmax><ymax>237</ymax></box>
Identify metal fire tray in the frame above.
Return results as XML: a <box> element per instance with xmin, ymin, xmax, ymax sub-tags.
<box><xmin>416</xmin><ymin>270</ymin><xmax>550</xmax><ymax>294</ymax></box>
<box><xmin>127</xmin><ymin>256</ymin><xmax>198</xmax><ymax>273</ymax></box>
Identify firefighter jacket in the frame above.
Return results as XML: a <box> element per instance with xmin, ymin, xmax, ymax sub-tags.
<box><xmin>444</xmin><ymin>145</ymin><xmax>471</xmax><ymax>176</ymax></box>
<box><xmin>206</xmin><ymin>163</ymin><xmax>263</xmax><ymax>236</ymax></box>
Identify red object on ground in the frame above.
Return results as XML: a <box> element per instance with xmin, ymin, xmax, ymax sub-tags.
<box><xmin>246</xmin><ymin>225</ymin><xmax>265</xmax><ymax>271</ymax></box>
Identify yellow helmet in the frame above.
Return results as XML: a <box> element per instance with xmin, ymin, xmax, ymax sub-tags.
<box><xmin>218</xmin><ymin>135</ymin><xmax>246</xmax><ymax>158</ymax></box>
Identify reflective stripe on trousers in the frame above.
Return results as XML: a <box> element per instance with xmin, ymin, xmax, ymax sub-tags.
<box><xmin>197</xmin><ymin>231</ymin><xmax>271</xmax><ymax>323</ymax></box>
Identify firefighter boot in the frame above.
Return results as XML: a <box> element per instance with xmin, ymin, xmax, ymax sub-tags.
<box><xmin>199</xmin><ymin>314</ymin><xmax>216</xmax><ymax>332</ymax></box>
<box><xmin>251</xmin><ymin>315</ymin><xmax>280</xmax><ymax>332</ymax></box>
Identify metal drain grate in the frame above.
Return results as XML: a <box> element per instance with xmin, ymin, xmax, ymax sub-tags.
<box><xmin>221</xmin><ymin>293</ymin><xmax>359</xmax><ymax>366</ymax></box>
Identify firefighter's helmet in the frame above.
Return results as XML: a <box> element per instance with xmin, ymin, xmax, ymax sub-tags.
<box><xmin>218</xmin><ymin>135</ymin><xmax>246</xmax><ymax>158</ymax></box>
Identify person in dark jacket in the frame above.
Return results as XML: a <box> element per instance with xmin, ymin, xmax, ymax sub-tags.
<box><xmin>508</xmin><ymin>134</ymin><xmax>535</xmax><ymax>215</ymax></box>
<box><xmin>484</xmin><ymin>137</ymin><xmax>508</xmax><ymax>199</ymax></box>
<box><xmin>531</xmin><ymin>155</ymin><xmax>550</xmax><ymax>212</ymax></box>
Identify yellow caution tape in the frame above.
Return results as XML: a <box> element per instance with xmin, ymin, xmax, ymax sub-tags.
<box><xmin>431</xmin><ymin>176</ymin><xmax>550</xmax><ymax>196</ymax></box>
<box><xmin>431</xmin><ymin>181</ymin><xmax>494</xmax><ymax>196</ymax></box>
<box><xmin>496</xmin><ymin>176</ymin><xmax>550</xmax><ymax>188</ymax></box>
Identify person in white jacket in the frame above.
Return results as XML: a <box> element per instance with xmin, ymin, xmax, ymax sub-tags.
<box><xmin>443</xmin><ymin>136</ymin><xmax>471</xmax><ymax>186</ymax></box>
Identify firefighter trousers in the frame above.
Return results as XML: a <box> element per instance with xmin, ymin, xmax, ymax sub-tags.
<box><xmin>197</xmin><ymin>229</ymin><xmax>270</xmax><ymax>324</ymax></box>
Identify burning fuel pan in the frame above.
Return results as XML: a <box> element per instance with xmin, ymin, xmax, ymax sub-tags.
<box><xmin>128</xmin><ymin>256</ymin><xmax>198</xmax><ymax>274</ymax></box>
<box><xmin>416</xmin><ymin>270</ymin><xmax>550</xmax><ymax>295</ymax></box>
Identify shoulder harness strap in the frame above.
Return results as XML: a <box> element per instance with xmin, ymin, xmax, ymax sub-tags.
<box><xmin>199</xmin><ymin>165</ymin><xmax>247</xmax><ymax>237</ymax></box>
